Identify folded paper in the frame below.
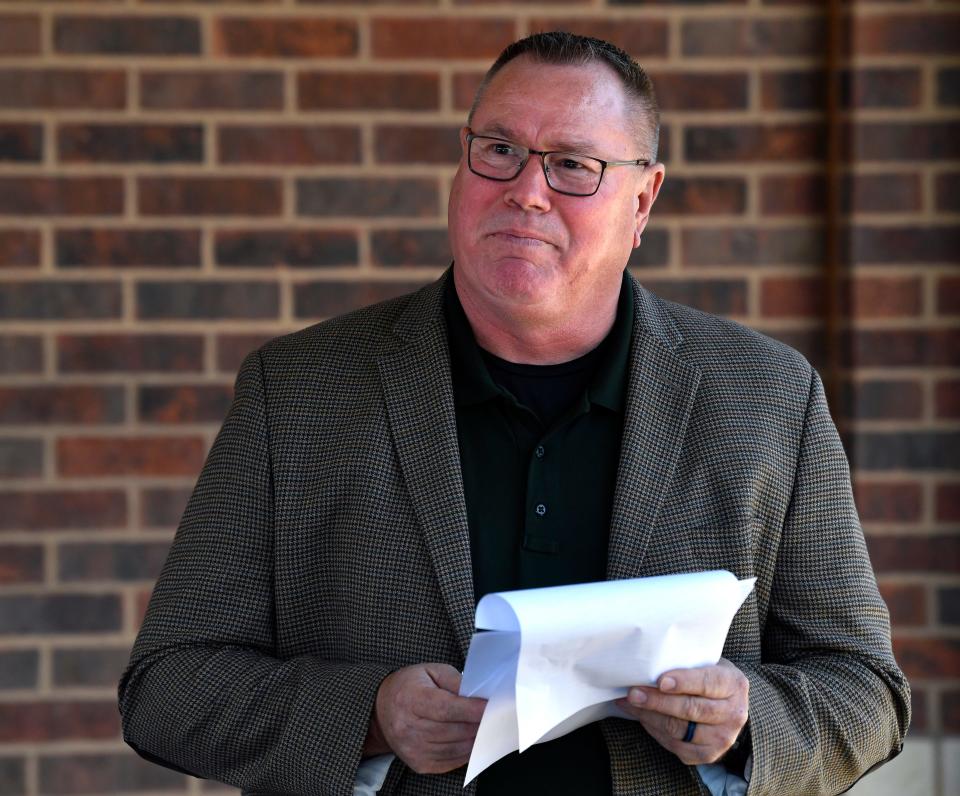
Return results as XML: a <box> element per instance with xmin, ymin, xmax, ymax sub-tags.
<box><xmin>458</xmin><ymin>569</ymin><xmax>756</xmax><ymax>784</ymax></box>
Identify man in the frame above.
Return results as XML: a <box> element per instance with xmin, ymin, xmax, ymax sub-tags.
<box><xmin>119</xmin><ymin>32</ymin><xmax>910</xmax><ymax>796</ymax></box>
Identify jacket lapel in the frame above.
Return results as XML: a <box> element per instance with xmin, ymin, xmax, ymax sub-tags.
<box><xmin>376</xmin><ymin>275</ymin><xmax>476</xmax><ymax>660</ymax></box>
<box><xmin>607</xmin><ymin>279</ymin><xmax>702</xmax><ymax>580</ymax></box>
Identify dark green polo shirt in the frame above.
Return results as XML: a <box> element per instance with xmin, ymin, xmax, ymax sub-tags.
<box><xmin>444</xmin><ymin>271</ymin><xmax>634</xmax><ymax>794</ymax></box>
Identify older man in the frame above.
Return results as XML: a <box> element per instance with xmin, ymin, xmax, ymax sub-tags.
<box><xmin>119</xmin><ymin>32</ymin><xmax>910</xmax><ymax>796</ymax></box>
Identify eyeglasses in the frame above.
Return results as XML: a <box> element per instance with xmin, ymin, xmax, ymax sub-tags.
<box><xmin>466</xmin><ymin>131</ymin><xmax>650</xmax><ymax>198</ymax></box>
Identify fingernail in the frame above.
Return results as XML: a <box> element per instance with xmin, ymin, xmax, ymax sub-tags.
<box><xmin>660</xmin><ymin>676</ymin><xmax>676</xmax><ymax>692</ymax></box>
<box><xmin>629</xmin><ymin>688</ymin><xmax>647</xmax><ymax>705</ymax></box>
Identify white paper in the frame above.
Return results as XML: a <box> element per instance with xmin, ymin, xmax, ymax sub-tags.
<box><xmin>459</xmin><ymin>569</ymin><xmax>756</xmax><ymax>784</ymax></box>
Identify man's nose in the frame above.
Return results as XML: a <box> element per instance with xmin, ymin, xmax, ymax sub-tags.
<box><xmin>502</xmin><ymin>155</ymin><xmax>552</xmax><ymax>211</ymax></box>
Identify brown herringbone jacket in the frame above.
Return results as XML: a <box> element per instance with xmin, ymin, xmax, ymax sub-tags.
<box><xmin>119</xmin><ymin>272</ymin><xmax>910</xmax><ymax>796</ymax></box>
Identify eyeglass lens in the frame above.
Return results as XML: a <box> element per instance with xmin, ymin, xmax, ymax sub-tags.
<box><xmin>470</xmin><ymin>137</ymin><xmax>603</xmax><ymax>195</ymax></box>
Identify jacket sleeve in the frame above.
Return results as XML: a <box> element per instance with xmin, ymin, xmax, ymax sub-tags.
<box><xmin>118</xmin><ymin>350</ymin><xmax>395</xmax><ymax>796</ymax></box>
<box><xmin>741</xmin><ymin>368</ymin><xmax>911</xmax><ymax>795</ymax></box>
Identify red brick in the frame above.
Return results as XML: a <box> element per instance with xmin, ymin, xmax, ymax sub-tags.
<box><xmin>760</xmin><ymin>173</ymin><xmax>923</xmax><ymax>215</ymax></box>
<box><xmin>218</xmin><ymin>125</ymin><xmax>360</xmax><ymax>165</ymax></box>
<box><xmin>760</xmin><ymin>276</ymin><xmax>820</xmax><ymax>319</ymax></box>
<box><xmin>0</xmin><ymin>69</ymin><xmax>126</xmax><ymax>110</ymax></box>
<box><xmin>59</xmin><ymin>541</ymin><xmax>171</xmax><ymax>582</ymax></box>
<box><xmin>52</xmin><ymin>647</ymin><xmax>130</xmax><ymax>688</ymax></box>
<box><xmin>58</xmin><ymin>123</ymin><xmax>202</xmax><ymax>164</ymax></box>
<box><xmin>848</xmin><ymin>276</ymin><xmax>923</xmax><ymax>319</ymax></box>
<box><xmin>0</xmin><ymin>335</ymin><xmax>43</xmax><ymax>374</ymax></box>
<box><xmin>371</xmin><ymin>229</ymin><xmax>451</xmax><ymax>268</ymax></box>
<box><xmin>626</xmin><ymin>229</ymin><xmax>669</xmax><ymax>269</ymax></box>
<box><xmin>214</xmin><ymin>17</ymin><xmax>357</xmax><ymax>56</ymax></box>
<box><xmin>686</xmin><ymin>123</ymin><xmax>823</xmax><ymax>162</ymax></box>
<box><xmin>38</xmin><ymin>752</ymin><xmax>184</xmax><ymax>794</ymax></box>
<box><xmin>0</xmin><ymin>178</ymin><xmax>123</xmax><ymax>217</ymax></box>
<box><xmin>761</xmin><ymin>68</ymin><xmax>922</xmax><ymax>110</ymax></box>
<box><xmin>0</xmin><ymin>282</ymin><xmax>122</xmax><ymax>320</ymax></box>
<box><xmin>655</xmin><ymin>177</ymin><xmax>746</xmax><ymax>216</ymax></box>
<box><xmin>57</xmin><ymin>437</ymin><xmax>206</xmax><ymax>477</ymax></box>
<box><xmin>849</xmin><ymin>226</ymin><xmax>958</xmax><ymax>265</ymax></box>
<box><xmin>0</xmin><ymin>595</ymin><xmax>122</xmax><ymax>635</ymax></box>
<box><xmin>640</xmin><ymin>280</ymin><xmax>747</xmax><ymax>316</ymax></box>
<box><xmin>648</xmin><ymin>71</ymin><xmax>748</xmax><ymax>111</ymax></box>
<box><xmin>141</xmin><ymin>70</ymin><xmax>283</xmax><ymax>111</ymax></box>
<box><xmin>940</xmin><ymin>587</ymin><xmax>960</xmax><ymax>625</ymax></box>
<box><xmin>0</xmin><ymin>649</ymin><xmax>38</xmax><ymax>689</ymax></box>
<box><xmin>0</xmin><ymin>123</ymin><xmax>42</xmax><ymax>162</ymax></box>
<box><xmin>846</xmin><ymin>329</ymin><xmax>959</xmax><ymax>368</ymax></box>
<box><xmin>215</xmin><ymin>333</ymin><xmax>277</xmax><ymax>373</ymax></box>
<box><xmin>841</xmin><ymin>380</ymin><xmax>924</xmax><ymax>421</ymax></box>
<box><xmin>850</xmin><ymin>121</ymin><xmax>960</xmax><ymax>162</ymax></box>
<box><xmin>55</xmin><ymin>15</ymin><xmax>199</xmax><ymax>55</ymax></box>
<box><xmin>867</xmin><ymin>534</ymin><xmax>960</xmax><ymax>573</ymax></box>
<box><xmin>682</xmin><ymin>17</ymin><xmax>823</xmax><ymax>57</ymax></box>
<box><xmin>299</xmin><ymin>71</ymin><xmax>439</xmax><ymax>111</ymax></box>
<box><xmin>856</xmin><ymin>431</ymin><xmax>959</xmax><ymax>471</ymax></box>
<box><xmin>138</xmin><ymin>177</ymin><xmax>282</xmax><ymax>216</ymax></box>
<box><xmin>0</xmin><ymin>489</ymin><xmax>127</xmax><ymax>531</ymax></box>
<box><xmin>56</xmin><ymin>228</ymin><xmax>200</xmax><ymax>268</ymax></box>
<box><xmin>852</xmin><ymin>13</ymin><xmax>960</xmax><ymax>55</ymax></box>
<box><xmin>527</xmin><ymin>18</ymin><xmax>669</xmax><ymax>57</ymax></box>
<box><xmin>0</xmin><ymin>230</ymin><xmax>40</xmax><ymax>267</ymax></box>
<box><xmin>936</xmin><ymin>382</ymin><xmax>960</xmax><ymax>419</ymax></box>
<box><xmin>136</xmin><ymin>281</ymin><xmax>279</xmax><ymax>320</ymax></box>
<box><xmin>141</xmin><ymin>487</ymin><xmax>192</xmax><ymax>529</ymax></box>
<box><xmin>942</xmin><ymin>691</ymin><xmax>960</xmax><ymax>733</ymax></box>
<box><xmin>0</xmin><ymin>439</ymin><xmax>42</xmax><ymax>478</ymax></box>
<box><xmin>682</xmin><ymin>227</ymin><xmax>823</xmax><ymax>267</ymax></box>
<box><xmin>909</xmin><ymin>688</ymin><xmax>928</xmax><ymax>734</ymax></box>
<box><xmin>0</xmin><ymin>14</ymin><xmax>40</xmax><ymax>56</ymax></box>
<box><xmin>375</xmin><ymin>125</ymin><xmax>461</xmax><ymax>164</ymax></box>
<box><xmin>0</xmin><ymin>386</ymin><xmax>124</xmax><ymax>424</ymax></box>
<box><xmin>297</xmin><ymin>178</ymin><xmax>439</xmax><ymax>218</ymax></box>
<box><xmin>57</xmin><ymin>334</ymin><xmax>203</xmax><ymax>373</ymax></box>
<box><xmin>372</xmin><ymin>18</ymin><xmax>514</xmax><ymax>58</ymax></box>
<box><xmin>939</xmin><ymin>68</ymin><xmax>960</xmax><ymax>106</ymax></box>
<box><xmin>215</xmin><ymin>229</ymin><xmax>357</xmax><ymax>268</ymax></box>
<box><xmin>138</xmin><ymin>384</ymin><xmax>233</xmax><ymax>423</ymax></box>
<box><xmin>0</xmin><ymin>702</ymin><xmax>119</xmax><ymax>742</ymax></box>
<box><xmin>936</xmin><ymin>483</ymin><xmax>959</xmax><ymax>522</ymax></box>
<box><xmin>892</xmin><ymin>638</ymin><xmax>960</xmax><ymax>679</ymax></box>
<box><xmin>854</xmin><ymin>481</ymin><xmax>923</xmax><ymax>523</ymax></box>
<box><xmin>0</xmin><ymin>545</ymin><xmax>43</xmax><ymax>584</ymax></box>
<box><xmin>878</xmin><ymin>582</ymin><xmax>927</xmax><ymax>626</ymax></box>
<box><xmin>453</xmin><ymin>71</ymin><xmax>484</xmax><ymax>111</ymax></box>
<box><xmin>938</xmin><ymin>276</ymin><xmax>960</xmax><ymax>315</ymax></box>
<box><xmin>294</xmin><ymin>280</ymin><xmax>430</xmax><ymax>319</ymax></box>
<box><xmin>936</xmin><ymin>173</ymin><xmax>960</xmax><ymax>212</ymax></box>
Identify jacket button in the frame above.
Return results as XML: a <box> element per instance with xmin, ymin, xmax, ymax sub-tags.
<box><xmin>535</xmin><ymin>503</ymin><xmax>547</xmax><ymax>516</ymax></box>
<box><xmin>535</xmin><ymin>445</ymin><xmax>545</xmax><ymax>459</ymax></box>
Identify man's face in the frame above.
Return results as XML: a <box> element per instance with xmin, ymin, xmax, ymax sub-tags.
<box><xmin>448</xmin><ymin>56</ymin><xmax>664</xmax><ymax>326</ymax></box>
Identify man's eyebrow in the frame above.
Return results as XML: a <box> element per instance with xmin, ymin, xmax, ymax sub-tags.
<box><xmin>480</xmin><ymin>123</ymin><xmax>601</xmax><ymax>155</ymax></box>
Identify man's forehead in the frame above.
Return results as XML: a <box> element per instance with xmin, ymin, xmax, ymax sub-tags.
<box><xmin>472</xmin><ymin>58</ymin><xmax>632</xmax><ymax>152</ymax></box>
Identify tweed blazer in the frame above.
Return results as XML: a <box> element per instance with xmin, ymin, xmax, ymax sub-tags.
<box><xmin>119</xmin><ymin>271</ymin><xmax>910</xmax><ymax>796</ymax></box>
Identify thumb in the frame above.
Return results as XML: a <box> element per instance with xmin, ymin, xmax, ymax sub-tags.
<box><xmin>424</xmin><ymin>663</ymin><xmax>463</xmax><ymax>695</ymax></box>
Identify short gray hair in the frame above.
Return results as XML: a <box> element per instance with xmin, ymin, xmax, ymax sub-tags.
<box><xmin>468</xmin><ymin>31</ymin><xmax>660</xmax><ymax>162</ymax></box>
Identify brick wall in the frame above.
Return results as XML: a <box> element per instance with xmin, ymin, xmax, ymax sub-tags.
<box><xmin>0</xmin><ymin>1</ymin><xmax>956</xmax><ymax>794</ymax></box>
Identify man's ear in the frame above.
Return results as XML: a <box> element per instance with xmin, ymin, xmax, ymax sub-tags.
<box><xmin>460</xmin><ymin>126</ymin><xmax>472</xmax><ymax>158</ymax></box>
<box><xmin>633</xmin><ymin>164</ymin><xmax>666</xmax><ymax>248</ymax></box>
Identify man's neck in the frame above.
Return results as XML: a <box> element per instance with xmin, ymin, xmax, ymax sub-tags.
<box><xmin>454</xmin><ymin>279</ymin><xmax>621</xmax><ymax>366</ymax></box>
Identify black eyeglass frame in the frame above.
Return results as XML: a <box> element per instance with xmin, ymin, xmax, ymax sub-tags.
<box><xmin>465</xmin><ymin>130</ymin><xmax>651</xmax><ymax>198</ymax></box>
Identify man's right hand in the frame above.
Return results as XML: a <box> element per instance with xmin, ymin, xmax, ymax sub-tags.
<box><xmin>365</xmin><ymin>663</ymin><xmax>487</xmax><ymax>774</ymax></box>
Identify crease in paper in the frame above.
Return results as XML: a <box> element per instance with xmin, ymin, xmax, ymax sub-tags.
<box><xmin>459</xmin><ymin>569</ymin><xmax>755</xmax><ymax>785</ymax></box>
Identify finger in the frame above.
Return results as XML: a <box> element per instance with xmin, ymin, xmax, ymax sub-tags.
<box><xmin>417</xmin><ymin>687</ymin><xmax>487</xmax><ymax>724</ymax></box>
<box><xmin>657</xmin><ymin>661</ymin><xmax>742</xmax><ymax>700</ymax></box>
<box><xmin>625</xmin><ymin>688</ymin><xmax>728</xmax><ymax>724</ymax></box>
<box><xmin>641</xmin><ymin>722</ymin><xmax>719</xmax><ymax>766</ymax></box>
<box><xmin>415</xmin><ymin>719</ymin><xmax>481</xmax><ymax>744</ymax></box>
<box><xmin>425</xmin><ymin>663</ymin><xmax>463</xmax><ymax>694</ymax></box>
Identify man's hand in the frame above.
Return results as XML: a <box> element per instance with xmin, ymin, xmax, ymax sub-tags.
<box><xmin>616</xmin><ymin>658</ymin><xmax>749</xmax><ymax>766</ymax></box>
<box><xmin>365</xmin><ymin>663</ymin><xmax>487</xmax><ymax>775</ymax></box>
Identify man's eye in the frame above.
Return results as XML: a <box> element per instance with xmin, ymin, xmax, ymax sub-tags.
<box><xmin>492</xmin><ymin>143</ymin><xmax>516</xmax><ymax>156</ymax></box>
<box><xmin>558</xmin><ymin>158</ymin><xmax>585</xmax><ymax>170</ymax></box>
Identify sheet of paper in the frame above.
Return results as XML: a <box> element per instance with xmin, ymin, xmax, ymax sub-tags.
<box><xmin>459</xmin><ymin>569</ymin><xmax>756</xmax><ymax>784</ymax></box>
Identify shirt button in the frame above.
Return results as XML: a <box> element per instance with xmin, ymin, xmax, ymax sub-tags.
<box><xmin>535</xmin><ymin>503</ymin><xmax>547</xmax><ymax>516</ymax></box>
<box><xmin>535</xmin><ymin>445</ymin><xmax>545</xmax><ymax>459</ymax></box>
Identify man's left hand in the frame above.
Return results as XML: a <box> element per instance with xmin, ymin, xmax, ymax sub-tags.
<box><xmin>615</xmin><ymin>658</ymin><xmax>749</xmax><ymax>766</ymax></box>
